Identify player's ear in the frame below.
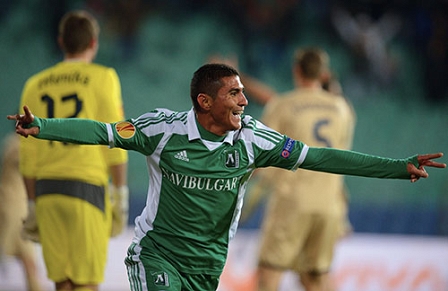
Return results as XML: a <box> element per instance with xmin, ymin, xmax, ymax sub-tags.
<box><xmin>197</xmin><ymin>93</ymin><xmax>213</xmax><ymax>111</ymax></box>
<box><xmin>57</xmin><ymin>36</ymin><xmax>64</xmax><ymax>50</ymax></box>
<box><xmin>89</xmin><ymin>38</ymin><xmax>98</xmax><ymax>49</ymax></box>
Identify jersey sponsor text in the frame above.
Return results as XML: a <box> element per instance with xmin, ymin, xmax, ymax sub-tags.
<box><xmin>161</xmin><ymin>166</ymin><xmax>242</xmax><ymax>191</ymax></box>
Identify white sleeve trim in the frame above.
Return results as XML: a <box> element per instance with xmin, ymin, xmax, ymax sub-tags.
<box><xmin>106</xmin><ymin>123</ymin><xmax>115</xmax><ymax>148</ymax></box>
<box><xmin>291</xmin><ymin>144</ymin><xmax>309</xmax><ymax>171</ymax></box>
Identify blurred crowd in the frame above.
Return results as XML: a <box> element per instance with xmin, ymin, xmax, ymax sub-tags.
<box><xmin>98</xmin><ymin>0</ymin><xmax>448</xmax><ymax>103</ymax></box>
<box><xmin>1</xmin><ymin>0</ymin><xmax>447</xmax><ymax>103</ymax></box>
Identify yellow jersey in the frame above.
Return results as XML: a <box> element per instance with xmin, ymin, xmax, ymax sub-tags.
<box><xmin>19</xmin><ymin>61</ymin><xmax>128</xmax><ymax>186</ymax></box>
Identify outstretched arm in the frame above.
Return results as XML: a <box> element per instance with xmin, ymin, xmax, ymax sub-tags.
<box><xmin>7</xmin><ymin>105</ymin><xmax>109</xmax><ymax>145</ymax></box>
<box><xmin>301</xmin><ymin>147</ymin><xmax>445</xmax><ymax>183</ymax></box>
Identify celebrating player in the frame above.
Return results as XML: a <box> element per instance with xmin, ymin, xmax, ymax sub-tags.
<box><xmin>8</xmin><ymin>63</ymin><xmax>446</xmax><ymax>291</ymax></box>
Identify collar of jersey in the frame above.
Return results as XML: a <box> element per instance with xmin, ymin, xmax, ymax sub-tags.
<box><xmin>187</xmin><ymin>108</ymin><xmax>235</xmax><ymax>145</ymax></box>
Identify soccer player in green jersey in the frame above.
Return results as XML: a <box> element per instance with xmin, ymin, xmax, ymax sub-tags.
<box><xmin>8</xmin><ymin>63</ymin><xmax>446</xmax><ymax>291</ymax></box>
<box><xmin>17</xmin><ymin>10</ymin><xmax>128</xmax><ymax>291</ymax></box>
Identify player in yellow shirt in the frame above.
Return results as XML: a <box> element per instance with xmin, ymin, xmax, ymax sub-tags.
<box><xmin>18</xmin><ymin>10</ymin><xmax>128</xmax><ymax>291</ymax></box>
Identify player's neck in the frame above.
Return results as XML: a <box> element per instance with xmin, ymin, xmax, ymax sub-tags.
<box><xmin>297</xmin><ymin>79</ymin><xmax>321</xmax><ymax>89</ymax></box>
<box><xmin>64</xmin><ymin>51</ymin><xmax>94</xmax><ymax>63</ymax></box>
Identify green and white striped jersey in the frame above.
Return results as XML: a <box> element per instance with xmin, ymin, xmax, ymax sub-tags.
<box><xmin>109</xmin><ymin>108</ymin><xmax>308</xmax><ymax>275</ymax></box>
<box><xmin>31</xmin><ymin>107</ymin><xmax>416</xmax><ymax>276</ymax></box>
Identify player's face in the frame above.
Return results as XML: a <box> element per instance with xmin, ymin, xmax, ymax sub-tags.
<box><xmin>209</xmin><ymin>75</ymin><xmax>247</xmax><ymax>135</ymax></box>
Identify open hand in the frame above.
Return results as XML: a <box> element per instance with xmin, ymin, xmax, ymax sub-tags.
<box><xmin>407</xmin><ymin>153</ymin><xmax>446</xmax><ymax>182</ymax></box>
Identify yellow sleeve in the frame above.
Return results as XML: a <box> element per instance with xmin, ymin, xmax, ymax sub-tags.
<box><xmin>97</xmin><ymin>68</ymin><xmax>128</xmax><ymax>166</ymax></box>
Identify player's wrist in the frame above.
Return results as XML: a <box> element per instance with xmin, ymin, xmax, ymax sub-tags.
<box><xmin>110</xmin><ymin>185</ymin><xmax>129</xmax><ymax>209</ymax></box>
<box><xmin>25</xmin><ymin>116</ymin><xmax>42</xmax><ymax>129</ymax></box>
<box><xmin>110</xmin><ymin>184</ymin><xmax>129</xmax><ymax>237</ymax></box>
<box><xmin>407</xmin><ymin>154</ymin><xmax>419</xmax><ymax>168</ymax></box>
<box><xmin>27</xmin><ymin>199</ymin><xmax>35</xmax><ymax>207</ymax></box>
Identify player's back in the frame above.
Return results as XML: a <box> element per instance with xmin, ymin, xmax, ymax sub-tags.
<box><xmin>260</xmin><ymin>87</ymin><xmax>355</xmax><ymax>212</ymax></box>
<box><xmin>19</xmin><ymin>61</ymin><xmax>124</xmax><ymax>186</ymax></box>
<box><xmin>264</xmin><ymin>87</ymin><xmax>354</xmax><ymax>149</ymax></box>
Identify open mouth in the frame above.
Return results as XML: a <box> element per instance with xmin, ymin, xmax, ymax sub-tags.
<box><xmin>233</xmin><ymin>110</ymin><xmax>243</xmax><ymax>117</ymax></box>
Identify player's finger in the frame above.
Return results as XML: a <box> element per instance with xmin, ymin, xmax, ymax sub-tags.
<box><xmin>418</xmin><ymin>153</ymin><xmax>446</xmax><ymax>168</ymax></box>
<box><xmin>425</xmin><ymin>161</ymin><xmax>447</xmax><ymax>168</ymax></box>
<box><xmin>413</xmin><ymin>167</ymin><xmax>428</xmax><ymax>178</ymax></box>
<box><xmin>16</xmin><ymin>127</ymin><xmax>28</xmax><ymax>138</ymax></box>
<box><xmin>6</xmin><ymin>113</ymin><xmax>20</xmax><ymax>120</ymax></box>
<box><xmin>419</xmin><ymin>153</ymin><xmax>444</xmax><ymax>161</ymax></box>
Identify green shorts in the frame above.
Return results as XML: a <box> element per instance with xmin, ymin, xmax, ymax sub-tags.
<box><xmin>126</xmin><ymin>242</ymin><xmax>220</xmax><ymax>291</ymax></box>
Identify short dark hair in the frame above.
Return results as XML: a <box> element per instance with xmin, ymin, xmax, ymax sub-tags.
<box><xmin>190</xmin><ymin>63</ymin><xmax>239</xmax><ymax>111</ymax></box>
<box><xmin>58</xmin><ymin>10</ymin><xmax>99</xmax><ymax>54</ymax></box>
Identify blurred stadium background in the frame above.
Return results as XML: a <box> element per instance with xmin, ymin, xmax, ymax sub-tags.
<box><xmin>0</xmin><ymin>0</ymin><xmax>447</xmax><ymax>290</ymax></box>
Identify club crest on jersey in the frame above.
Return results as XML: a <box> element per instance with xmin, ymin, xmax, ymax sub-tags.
<box><xmin>115</xmin><ymin>121</ymin><xmax>135</xmax><ymax>139</ymax></box>
<box><xmin>151</xmin><ymin>271</ymin><xmax>169</xmax><ymax>287</ymax></box>
<box><xmin>281</xmin><ymin>138</ymin><xmax>295</xmax><ymax>158</ymax></box>
<box><xmin>225</xmin><ymin>150</ymin><xmax>240</xmax><ymax>168</ymax></box>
